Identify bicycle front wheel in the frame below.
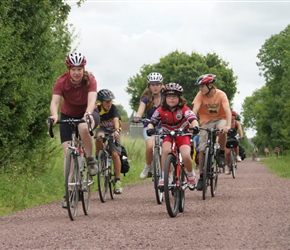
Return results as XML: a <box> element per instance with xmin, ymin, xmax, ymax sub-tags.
<box><xmin>164</xmin><ymin>154</ymin><xmax>179</xmax><ymax>218</ymax></box>
<box><xmin>81</xmin><ymin>160</ymin><xmax>94</xmax><ymax>215</ymax></box>
<box><xmin>230</xmin><ymin>149</ymin><xmax>236</xmax><ymax>179</ymax></box>
<box><xmin>109</xmin><ymin>163</ymin><xmax>116</xmax><ymax>200</ymax></box>
<box><xmin>179</xmin><ymin>167</ymin><xmax>185</xmax><ymax>213</ymax></box>
<box><xmin>210</xmin><ymin>160</ymin><xmax>218</xmax><ymax>197</ymax></box>
<box><xmin>202</xmin><ymin>147</ymin><xmax>210</xmax><ymax>200</ymax></box>
<box><xmin>65</xmin><ymin>150</ymin><xmax>79</xmax><ymax>221</ymax></box>
<box><xmin>98</xmin><ymin>150</ymin><xmax>109</xmax><ymax>202</ymax></box>
<box><xmin>153</xmin><ymin>148</ymin><xmax>163</xmax><ymax>204</ymax></box>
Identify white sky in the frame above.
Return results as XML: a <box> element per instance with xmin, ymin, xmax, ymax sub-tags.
<box><xmin>66</xmin><ymin>0</ymin><xmax>290</xmax><ymax>137</ymax></box>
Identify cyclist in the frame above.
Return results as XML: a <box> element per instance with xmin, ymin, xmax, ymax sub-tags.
<box><xmin>133</xmin><ymin>72</ymin><xmax>164</xmax><ymax>179</ymax></box>
<box><xmin>147</xmin><ymin>83</ymin><xmax>199</xmax><ymax>190</ymax></box>
<box><xmin>95</xmin><ymin>89</ymin><xmax>123</xmax><ymax>194</ymax></box>
<box><xmin>49</xmin><ymin>52</ymin><xmax>100</xmax><ymax>208</ymax></box>
<box><xmin>192</xmin><ymin>74</ymin><xmax>231</xmax><ymax>190</ymax></box>
<box><xmin>225</xmin><ymin>110</ymin><xmax>244</xmax><ymax>174</ymax></box>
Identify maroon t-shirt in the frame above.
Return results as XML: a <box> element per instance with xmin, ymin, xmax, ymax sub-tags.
<box><xmin>53</xmin><ymin>73</ymin><xmax>97</xmax><ymax>117</ymax></box>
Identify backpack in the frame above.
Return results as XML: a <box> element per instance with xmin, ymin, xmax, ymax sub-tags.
<box><xmin>239</xmin><ymin>145</ymin><xmax>246</xmax><ymax>160</ymax></box>
<box><xmin>120</xmin><ymin>145</ymin><xmax>130</xmax><ymax>176</ymax></box>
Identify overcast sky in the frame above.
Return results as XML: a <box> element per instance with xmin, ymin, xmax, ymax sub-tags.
<box><xmin>66</xmin><ymin>0</ymin><xmax>290</xmax><ymax>137</ymax></box>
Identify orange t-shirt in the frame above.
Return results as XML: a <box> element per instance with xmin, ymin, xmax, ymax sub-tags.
<box><xmin>192</xmin><ymin>89</ymin><xmax>229</xmax><ymax>126</ymax></box>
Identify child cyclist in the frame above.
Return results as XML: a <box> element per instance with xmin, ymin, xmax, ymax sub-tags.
<box><xmin>147</xmin><ymin>83</ymin><xmax>199</xmax><ymax>190</ymax></box>
<box><xmin>133</xmin><ymin>72</ymin><xmax>164</xmax><ymax>179</ymax></box>
<box><xmin>95</xmin><ymin>89</ymin><xmax>123</xmax><ymax>194</ymax></box>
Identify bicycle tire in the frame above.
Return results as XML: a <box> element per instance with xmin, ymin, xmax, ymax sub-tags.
<box><xmin>81</xmin><ymin>160</ymin><xmax>93</xmax><ymax>215</ymax></box>
<box><xmin>98</xmin><ymin>150</ymin><xmax>109</xmax><ymax>202</ymax></box>
<box><xmin>210</xmin><ymin>158</ymin><xmax>218</xmax><ymax>197</ymax></box>
<box><xmin>230</xmin><ymin>149</ymin><xmax>236</xmax><ymax>179</ymax></box>
<box><xmin>153</xmin><ymin>148</ymin><xmax>163</xmax><ymax>204</ymax></box>
<box><xmin>164</xmin><ymin>154</ymin><xmax>179</xmax><ymax>218</ymax></box>
<box><xmin>202</xmin><ymin>147</ymin><xmax>210</xmax><ymax>200</ymax></box>
<box><xmin>109</xmin><ymin>160</ymin><xmax>116</xmax><ymax>200</ymax></box>
<box><xmin>65</xmin><ymin>150</ymin><xmax>79</xmax><ymax>221</ymax></box>
<box><xmin>179</xmin><ymin>167</ymin><xmax>185</xmax><ymax>213</ymax></box>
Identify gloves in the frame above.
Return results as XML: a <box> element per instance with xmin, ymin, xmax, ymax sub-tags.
<box><xmin>192</xmin><ymin>126</ymin><xmax>199</xmax><ymax>134</ymax></box>
<box><xmin>147</xmin><ymin>128</ymin><xmax>156</xmax><ymax>136</ymax></box>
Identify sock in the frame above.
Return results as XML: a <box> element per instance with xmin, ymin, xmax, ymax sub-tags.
<box><xmin>146</xmin><ymin>164</ymin><xmax>151</xmax><ymax>168</ymax></box>
<box><xmin>115</xmin><ymin>178</ymin><xmax>120</xmax><ymax>182</ymax></box>
<box><xmin>188</xmin><ymin>171</ymin><xmax>195</xmax><ymax>179</ymax></box>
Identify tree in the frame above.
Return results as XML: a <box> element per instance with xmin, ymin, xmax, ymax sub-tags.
<box><xmin>0</xmin><ymin>0</ymin><xmax>75</xmax><ymax>172</ymax></box>
<box><xmin>126</xmin><ymin>50</ymin><xmax>237</xmax><ymax>112</ymax></box>
<box><xmin>115</xmin><ymin>104</ymin><xmax>129</xmax><ymax>122</ymax></box>
<box><xmin>242</xmin><ymin>24</ymin><xmax>290</xmax><ymax>150</ymax></box>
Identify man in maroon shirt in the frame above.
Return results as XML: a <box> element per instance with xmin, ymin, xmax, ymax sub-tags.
<box><xmin>49</xmin><ymin>52</ymin><xmax>100</xmax><ymax>208</ymax></box>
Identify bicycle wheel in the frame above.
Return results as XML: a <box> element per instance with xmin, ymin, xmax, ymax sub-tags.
<box><xmin>179</xmin><ymin>167</ymin><xmax>185</xmax><ymax>213</ymax></box>
<box><xmin>98</xmin><ymin>150</ymin><xmax>109</xmax><ymax>202</ymax></box>
<box><xmin>109</xmin><ymin>162</ymin><xmax>116</xmax><ymax>200</ymax></box>
<box><xmin>210</xmin><ymin>160</ymin><xmax>218</xmax><ymax>197</ymax></box>
<box><xmin>164</xmin><ymin>154</ymin><xmax>179</xmax><ymax>218</ymax></box>
<box><xmin>230</xmin><ymin>149</ymin><xmax>236</xmax><ymax>179</ymax></box>
<box><xmin>81</xmin><ymin>160</ymin><xmax>94</xmax><ymax>215</ymax></box>
<box><xmin>65</xmin><ymin>150</ymin><xmax>79</xmax><ymax>221</ymax></box>
<box><xmin>202</xmin><ymin>147</ymin><xmax>210</xmax><ymax>200</ymax></box>
<box><xmin>153</xmin><ymin>148</ymin><xmax>163</xmax><ymax>204</ymax></box>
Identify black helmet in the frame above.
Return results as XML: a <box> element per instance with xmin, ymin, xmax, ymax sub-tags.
<box><xmin>97</xmin><ymin>89</ymin><xmax>115</xmax><ymax>101</ymax></box>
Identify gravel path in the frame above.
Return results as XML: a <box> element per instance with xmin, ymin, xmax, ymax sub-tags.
<box><xmin>1</xmin><ymin>158</ymin><xmax>290</xmax><ymax>250</ymax></box>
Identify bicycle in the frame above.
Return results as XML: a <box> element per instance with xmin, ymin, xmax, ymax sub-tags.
<box><xmin>94</xmin><ymin>130</ymin><xmax>117</xmax><ymax>202</ymax></box>
<box><xmin>132</xmin><ymin>119</ymin><xmax>163</xmax><ymax>204</ymax></box>
<box><xmin>199</xmin><ymin>127</ymin><xmax>222</xmax><ymax>200</ymax></box>
<box><xmin>155</xmin><ymin>128</ymin><xmax>196</xmax><ymax>218</ymax></box>
<box><xmin>47</xmin><ymin>115</ymin><xmax>94</xmax><ymax>221</ymax></box>
<box><xmin>226</xmin><ymin>134</ymin><xmax>239</xmax><ymax>179</ymax></box>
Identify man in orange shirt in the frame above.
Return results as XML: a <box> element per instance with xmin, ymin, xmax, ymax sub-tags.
<box><xmin>192</xmin><ymin>74</ymin><xmax>232</xmax><ymax>191</ymax></box>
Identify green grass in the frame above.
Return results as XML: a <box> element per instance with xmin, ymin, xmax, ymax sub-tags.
<box><xmin>261</xmin><ymin>154</ymin><xmax>290</xmax><ymax>178</ymax></box>
<box><xmin>0</xmin><ymin>135</ymin><xmax>148</xmax><ymax>217</ymax></box>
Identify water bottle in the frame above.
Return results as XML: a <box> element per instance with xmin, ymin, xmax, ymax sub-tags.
<box><xmin>78</xmin><ymin>148</ymin><xmax>84</xmax><ymax>172</ymax></box>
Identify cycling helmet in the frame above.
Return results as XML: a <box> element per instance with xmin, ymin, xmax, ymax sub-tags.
<box><xmin>97</xmin><ymin>89</ymin><xmax>115</xmax><ymax>101</ymax></box>
<box><xmin>147</xmin><ymin>72</ymin><xmax>163</xmax><ymax>84</ymax></box>
<box><xmin>232</xmin><ymin>110</ymin><xmax>237</xmax><ymax>116</ymax></box>
<box><xmin>195</xmin><ymin>74</ymin><xmax>216</xmax><ymax>85</ymax></box>
<box><xmin>65</xmin><ymin>52</ymin><xmax>87</xmax><ymax>67</ymax></box>
<box><xmin>164</xmin><ymin>82</ymin><xmax>183</xmax><ymax>96</ymax></box>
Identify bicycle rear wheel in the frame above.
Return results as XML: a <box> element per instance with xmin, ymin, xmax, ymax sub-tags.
<box><xmin>109</xmin><ymin>165</ymin><xmax>116</xmax><ymax>200</ymax></box>
<box><xmin>65</xmin><ymin>150</ymin><xmax>79</xmax><ymax>221</ymax></box>
<box><xmin>179</xmin><ymin>168</ymin><xmax>185</xmax><ymax>213</ymax></box>
<box><xmin>153</xmin><ymin>148</ymin><xmax>163</xmax><ymax>204</ymax></box>
<box><xmin>81</xmin><ymin>161</ymin><xmax>94</xmax><ymax>215</ymax></box>
<box><xmin>202</xmin><ymin>147</ymin><xmax>210</xmax><ymax>200</ymax></box>
<box><xmin>230</xmin><ymin>149</ymin><xmax>236</xmax><ymax>179</ymax></box>
<box><xmin>210</xmin><ymin>161</ymin><xmax>218</xmax><ymax>197</ymax></box>
<box><xmin>164</xmin><ymin>154</ymin><xmax>179</xmax><ymax>218</ymax></box>
<box><xmin>98</xmin><ymin>150</ymin><xmax>109</xmax><ymax>202</ymax></box>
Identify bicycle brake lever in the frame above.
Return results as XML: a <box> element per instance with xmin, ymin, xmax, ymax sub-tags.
<box><xmin>47</xmin><ymin>118</ymin><xmax>54</xmax><ymax>138</ymax></box>
<box><xmin>86</xmin><ymin>114</ymin><xmax>94</xmax><ymax>136</ymax></box>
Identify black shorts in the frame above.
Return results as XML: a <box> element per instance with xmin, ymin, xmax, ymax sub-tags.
<box><xmin>59</xmin><ymin>111</ymin><xmax>100</xmax><ymax>143</ymax></box>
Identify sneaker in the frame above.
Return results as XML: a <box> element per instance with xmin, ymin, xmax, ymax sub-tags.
<box><xmin>158</xmin><ymin>179</ymin><xmax>164</xmax><ymax>186</ymax></box>
<box><xmin>140</xmin><ymin>165</ymin><xmax>152</xmax><ymax>179</ymax></box>
<box><xmin>236</xmin><ymin>155</ymin><xmax>242</xmax><ymax>162</ymax></box>
<box><xmin>218</xmin><ymin>153</ymin><xmax>226</xmax><ymax>167</ymax></box>
<box><xmin>87</xmin><ymin>156</ymin><xmax>98</xmax><ymax>176</ymax></box>
<box><xmin>62</xmin><ymin>196</ymin><xmax>67</xmax><ymax>209</ymax></box>
<box><xmin>114</xmin><ymin>181</ymin><xmax>123</xmax><ymax>194</ymax></box>
<box><xmin>196</xmin><ymin>178</ymin><xmax>203</xmax><ymax>191</ymax></box>
<box><xmin>225</xmin><ymin>165</ymin><xmax>230</xmax><ymax>175</ymax></box>
<box><xmin>188</xmin><ymin>177</ymin><xmax>197</xmax><ymax>190</ymax></box>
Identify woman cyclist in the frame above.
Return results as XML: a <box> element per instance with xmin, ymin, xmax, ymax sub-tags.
<box><xmin>133</xmin><ymin>72</ymin><xmax>164</xmax><ymax>179</ymax></box>
<box><xmin>49</xmin><ymin>52</ymin><xmax>100</xmax><ymax>208</ymax></box>
<box><xmin>147</xmin><ymin>83</ymin><xmax>199</xmax><ymax>190</ymax></box>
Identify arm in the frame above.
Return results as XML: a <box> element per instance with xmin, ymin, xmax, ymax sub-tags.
<box><xmin>192</xmin><ymin>102</ymin><xmax>201</xmax><ymax>117</ymax></box>
<box><xmin>113</xmin><ymin>117</ymin><xmax>121</xmax><ymax>140</ymax></box>
<box><xmin>50</xmin><ymin>94</ymin><xmax>61</xmax><ymax>125</ymax></box>
<box><xmin>85</xmin><ymin>91</ymin><xmax>97</xmax><ymax>114</ymax></box>
<box><xmin>236</xmin><ymin>121</ymin><xmax>243</xmax><ymax>138</ymax></box>
<box><xmin>134</xmin><ymin>101</ymin><xmax>146</xmax><ymax>121</ymax></box>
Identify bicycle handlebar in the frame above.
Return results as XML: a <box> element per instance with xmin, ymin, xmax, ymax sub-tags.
<box><xmin>147</xmin><ymin>127</ymin><xmax>198</xmax><ymax>137</ymax></box>
<box><xmin>94</xmin><ymin>131</ymin><xmax>119</xmax><ymax>146</ymax></box>
<box><xmin>47</xmin><ymin>114</ymin><xmax>93</xmax><ymax>138</ymax></box>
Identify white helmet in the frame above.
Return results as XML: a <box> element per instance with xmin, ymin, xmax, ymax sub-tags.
<box><xmin>147</xmin><ymin>72</ymin><xmax>163</xmax><ymax>84</ymax></box>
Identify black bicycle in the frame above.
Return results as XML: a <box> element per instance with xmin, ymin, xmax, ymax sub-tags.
<box><xmin>47</xmin><ymin>115</ymin><xmax>94</xmax><ymax>221</ymax></box>
<box><xmin>226</xmin><ymin>134</ymin><xmax>239</xmax><ymax>179</ymax></box>
<box><xmin>95</xmin><ymin>131</ymin><xmax>117</xmax><ymax>202</ymax></box>
<box><xmin>199</xmin><ymin>127</ymin><xmax>221</xmax><ymax>200</ymax></box>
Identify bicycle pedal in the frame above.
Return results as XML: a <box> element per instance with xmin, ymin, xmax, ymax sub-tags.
<box><xmin>147</xmin><ymin>172</ymin><xmax>153</xmax><ymax>178</ymax></box>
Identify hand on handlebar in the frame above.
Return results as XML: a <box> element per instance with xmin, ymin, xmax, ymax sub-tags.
<box><xmin>147</xmin><ymin>128</ymin><xmax>156</xmax><ymax>136</ymax></box>
<box><xmin>133</xmin><ymin>116</ymin><xmax>141</xmax><ymax>122</ymax></box>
